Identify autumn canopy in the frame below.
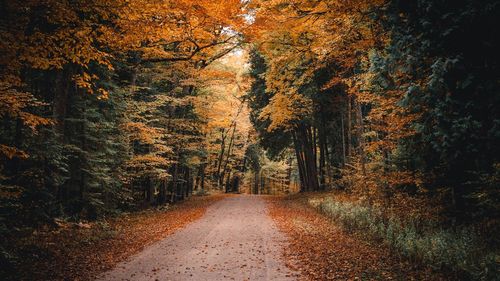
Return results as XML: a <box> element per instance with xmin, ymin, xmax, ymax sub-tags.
<box><xmin>1</xmin><ymin>0</ymin><xmax>499</xmax><ymax>280</ymax></box>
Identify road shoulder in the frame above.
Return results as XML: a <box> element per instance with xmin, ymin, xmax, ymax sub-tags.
<box><xmin>8</xmin><ymin>195</ymin><xmax>225</xmax><ymax>281</ymax></box>
<box><xmin>267</xmin><ymin>196</ymin><xmax>447</xmax><ymax>280</ymax></box>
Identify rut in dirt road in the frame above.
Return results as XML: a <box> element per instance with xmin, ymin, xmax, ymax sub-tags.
<box><xmin>97</xmin><ymin>196</ymin><xmax>298</xmax><ymax>281</ymax></box>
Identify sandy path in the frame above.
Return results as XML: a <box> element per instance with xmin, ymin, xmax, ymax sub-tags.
<box><xmin>97</xmin><ymin>195</ymin><xmax>297</xmax><ymax>281</ymax></box>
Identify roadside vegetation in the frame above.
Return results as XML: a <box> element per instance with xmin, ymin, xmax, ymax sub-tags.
<box><xmin>310</xmin><ymin>195</ymin><xmax>498</xmax><ymax>280</ymax></box>
<box><xmin>1</xmin><ymin>195</ymin><xmax>224</xmax><ymax>281</ymax></box>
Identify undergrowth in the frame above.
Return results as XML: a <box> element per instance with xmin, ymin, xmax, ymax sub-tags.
<box><xmin>309</xmin><ymin>198</ymin><xmax>499</xmax><ymax>280</ymax></box>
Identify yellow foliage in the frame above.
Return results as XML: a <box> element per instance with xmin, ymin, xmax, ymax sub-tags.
<box><xmin>0</xmin><ymin>144</ymin><xmax>29</xmax><ymax>160</ymax></box>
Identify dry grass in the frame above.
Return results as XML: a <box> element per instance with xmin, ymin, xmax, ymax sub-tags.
<box><xmin>267</xmin><ymin>195</ymin><xmax>449</xmax><ymax>281</ymax></box>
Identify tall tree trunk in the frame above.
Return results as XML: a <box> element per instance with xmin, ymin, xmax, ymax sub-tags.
<box><xmin>312</xmin><ymin>125</ymin><xmax>317</xmax><ymax>168</ymax></box>
<box><xmin>178</xmin><ymin>166</ymin><xmax>186</xmax><ymax>200</ymax></box>
<box><xmin>347</xmin><ymin>95</ymin><xmax>352</xmax><ymax>160</ymax></box>
<box><xmin>53</xmin><ymin>69</ymin><xmax>71</xmax><ymax>138</ymax></box>
<box><xmin>220</xmin><ymin>123</ymin><xmax>237</xmax><ymax>187</ymax></box>
<box><xmin>79</xmin><ymin>96</ymin><xmax>86</xmax><ymax>201</ymax></box>
<box><xmin>170</xmin><ymin>163</ymin><xmax>178</xmax><ymax>202</ymax></box>
<box><xmin>184</xmin><ymin>167</ymin><xmax>191</xmax><ymax>198</ymax></box>
<box><xmin>356</xmin><ymin>100</ymin><xmax>366</xmax><ymax>176</ymax></box>
<box><xmin>146</xmin><ymin>177</ymin><xmax>155</xmax><ymax>204</ymax></box>
<box><xmin>302</xmin><ymin>125</ymin><xmax>319</xmax><ymax>191</ymax></box>
<box><xmin>194</xmin><ymin>167</ymin><xmax>201</xmax><ymax>191</ymax></box>
<box><xmin>53</xmin><ymin>67</ymin><xmax>73</xmax><ymax>201</ymax></box>
<box><xmin>200</xmin><ymin>163</ymin><xmax>206</xmax><ymax>191</ymax></box>
<box><xmin>292</xmin><ymin>131</ymin><xmax>307</xmax><ymax>191</ymax></box>
<box><xmin>319</xmin><ymin>118</ymin><xmax>326</xmax><ymax>189</ymax></box>
<box><xmin>324</xmin><ymin>131</ymin><xmax>333</xmax><ymax>186</ymax></box>
<box><xmin>215</xmin><ymin>129</ymin><xmax>227</xmax><ymax>188</ymax></box>
<box><xmin>260</xmin><ymin>171</ymin><xmax>265</xmax><ymax>194</ymax></box>
<box><xmin>287</xmin><ymin>153</ymin><xmax>293</xmax><ymax>193</ymax></box>
<box><xmin>253</xmin><ymin>169</ymin><xmax>260</xmax><ymax>194</ymax></box>
<box><xmin>341</xmin><ymin>113</ymin><xmax>346</xmax><ymax>167</ymax></box>
<box><xmin>224</xmin><ymin>171</ymin><xmax>231</xmax><ymax>193</ymax></box>
<box><xmin>159</xmin><ymin>178</ymin><xmax>167</xmax><ymax>204</ymax></box>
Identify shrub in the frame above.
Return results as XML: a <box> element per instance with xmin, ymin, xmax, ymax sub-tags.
<box><xmin>193</xmin><ymin>189</ymin><xmax>210</xmax><ymax>196</ymax></box>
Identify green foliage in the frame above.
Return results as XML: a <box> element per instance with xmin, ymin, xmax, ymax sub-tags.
<box><xmin>359</xmin><ymin>0</ymin><xmax>500</xmax><ymax>218</ymax></box>
<box><xmin>246</xmin><ymin>50</ymin><xmax>292</xmax><ymax>159</ymax></box>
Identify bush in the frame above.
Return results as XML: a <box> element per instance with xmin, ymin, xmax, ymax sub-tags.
<box><xmin>193</xmin><ymin>189</ymin><xmax>210</xmax><ymax>196</ymax></box>
<box><xmin>310</xmin><ymin>198</ymin><xmax>499</xmax><ymax>280</ymax></box>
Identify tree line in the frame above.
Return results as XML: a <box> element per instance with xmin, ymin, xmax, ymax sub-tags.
<box><xmin>0</xmin><ymin>0</ymin><xmax>498</xmax><ymax>237</ymax></box>
<box><xmin>0</xmin><ymin>0</ymin><xmax>253</xmax><ymax>229</ymax></box>
<box><xmin>246</xmin><ymin>0</ymin><xmax>499</xmax><ymax>221</ymax></box>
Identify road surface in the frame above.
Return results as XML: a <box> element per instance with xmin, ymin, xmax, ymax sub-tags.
<box><xmin>97</xmin><ymin>195</ymin><xmax>297</xmax><ymax>281</ymax></box>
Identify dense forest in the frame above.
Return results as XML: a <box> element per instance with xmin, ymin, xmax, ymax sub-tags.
<box><xmin>1</xmin><ymin>0</ymin><xmax>499</xmax><ymax>280</ymax></box>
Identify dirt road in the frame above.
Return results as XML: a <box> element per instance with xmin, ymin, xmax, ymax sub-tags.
<box><xmin>97</xmin><ymin>196</ymin><xmax>297</xmax><ymax>281</ymax></box>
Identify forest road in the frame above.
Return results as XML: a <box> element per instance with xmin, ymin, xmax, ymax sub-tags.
<box><xmin>96</xmin><ymin>195</ymin><xmax>298</xmax><ymax>281</ymax></box>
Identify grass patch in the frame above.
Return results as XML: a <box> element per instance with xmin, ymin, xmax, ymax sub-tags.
<box><xmin>310</xmin><ymin>197</ymin><xmax>499</xmax><ymax>280</ymax></box>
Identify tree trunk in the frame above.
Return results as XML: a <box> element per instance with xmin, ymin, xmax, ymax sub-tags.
<box><xmin>319</xmin><ymin>118</ymin><xmax>326</xmax><ymax>189</ymax></box>
<box><xmin>347</xmin><ymin>95</ymin><xmax>352</xmax><ymax>160</ymax></box>
<box><xmin>200</xmin><ymin>163</ymin><xmax>206</xmax><ymax>191</ymax></box>
<box><xmin>146</xmin><ymin>178</ymin><xmax>155</xmax><ymax>204</ymax></box>
<box><xmin>159</xmin><ymin>178</ymin><xmax>167</xmax><ymax>204</ymax></box>
<box><xmin>356</xmin><ymin>100</ymin><xmax>366</xmax><ymax>176</ymax></box>
<box><xmin>253</xmin><ymin>170</ymin><xmax>259</xmax><ymax>194</ymax></box>
<box><xmin>194</xmin><ymin>167</ymin><xmax>201</xmax><ymax>191</ymax></box>
<box><xmin>292</xmin><ymin>131</ymin><xmax>307</xmax><ymax>192</ymax></box>
<box><xmin>225</xmin><ymin>171</ymin><xmax>231</xmax><ymax>193</ymax></box>
<box><xmin>170</xmin><ymin>163</ymin><xmax>178</xmax><ymax>202</ymax></box>
<box><xmin>341</xmin><ymin>113</ymin><xmax>346</xmax><ymax>167</ymax></box>
<box><xmin>301</xmin><ymin>125</ymin><xmax>319</xmax><ymax>191</ymax></box>
<box><xmin>312</xmin><ymin>125</ymin><xmax>317</xmax><ymax>168</ymax></box>
<box><xmin>184</xmin><ymin>167</ymin><xmax>191</xmax><ymax>198</ymax></box>
<box><xmin>53</xmin><ymin>67</ymin><xmax>73</xmax><ymax>202</ymax></box>
<box><xmin>53</xmin><ymin>69</ymin><xmax>71</xmax><ymax>138</ymax></box>
<box><xmin>220</xmin><ymin>123</ymin><xmax>237</xmax><ymax>188</ymax></box>
<box><xmin>215</xmin><ymin>129</ymin><xmax>227</xmax><ymax>187</ymax></box>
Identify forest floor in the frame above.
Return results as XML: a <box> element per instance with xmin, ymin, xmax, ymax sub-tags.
<box><xmin>5</xmin><ymin>194</ymin><xmax>454</xmax><ymax>281</ymax></box>
<box><xmin>268</xmin><ymin>194</ymin><xmax>450</xmax><ymax>281</ymax></box>
<box><xmin>4</xmin><ymin>194</ymin><xmax>227</xmax><ymax>281</ymax></box>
